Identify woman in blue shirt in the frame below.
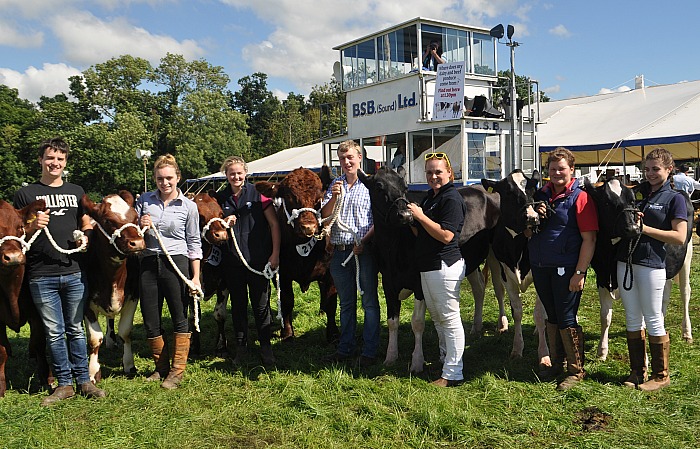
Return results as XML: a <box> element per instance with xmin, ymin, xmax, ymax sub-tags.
<box><xmin>136</xmin><ymin>154</ymin><xmax>202</xmax><ymax>389</ymax></box>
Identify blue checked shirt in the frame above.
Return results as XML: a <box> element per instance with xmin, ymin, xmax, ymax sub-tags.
<box><xmin>322</xmin><ymin>174</ymin><xmax>373</xmax><ymax>245</ymax></box>
<box><xmin>135</xmin><ymin>190</ymin><xmax>203</xmax><ymax>260</ymax></box>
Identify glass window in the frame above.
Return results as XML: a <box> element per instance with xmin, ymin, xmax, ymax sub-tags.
<box><xmin>384</xmin><ymin>133</ymin><xmax>408</xmax><ymax>181</ymax></box>
<box><xmin>434</xmin><ymin>126</ymin><xmax>462</xmax><ymax>183</ymax></box>
<box><xmin>408</xmin><ymin>129</ymin><xmax>433</xmax><ymax>184</ymax></box>
<box><xmin>377</xmin><ymin>26</ymin><xmax>418</xmax><ymax>81</ymax></box>
<box><xmin>473</xmin><ymin>32</ymin><xmax>496</xmax><ymax>75</ymax></box>
<box><xmin>467</xmin><ymin>133</ymin><xmax>501</xmax><ymax>180</ymax></box>
<box><xmin>420</xmin><ymin>25</ymin><xmax>468</xmax><ymax>71</ymax></box>
<box><xmin>341</xmin><ymin>40</ymin><xmax>377</xmax><ymax>89</ymax></box>
<box><xmin>360</xmin><ymin>136</ymin><xmax>385</xmax><ymax>175</ymax></box>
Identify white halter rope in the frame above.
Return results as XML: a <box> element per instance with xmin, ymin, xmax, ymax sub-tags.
<box><xmin>94</xmin><ymin>222</ymin><xmax>147</xmax><ymax>255</ymax></box>
<box><xmin>320</xmin><ymin>187</ymin><xmax>364</xmax><ymax>295</ymax></box>
<box><xmin>281</xmin><ymin>198</ymin><xmax>322</xmax><ymax>227</ymax></box>
<box><xmin>227</xmin><ymin>224</ymin><xmax>283</xmax><ymax>322</ymax></box>
<box><xmin>41</xmin><ymin>227</ymin><xmax>88</xmax><ymax>255</ymax></box>
<box><xmin>0</xmin><ymin>229</ymin><xmax>43</xmax><ymax>254</ymax></box>
<box><xmin>148</xmin><ymin>224</ymin><xmax>205</xmax><ymax>332</ymax></box>
<box><xmin>201</xmin><ymin>216</ymin><xmax>230</xmax><ymax>244</ymax></box>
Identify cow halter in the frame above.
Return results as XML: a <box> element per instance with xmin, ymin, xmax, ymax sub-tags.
<box><xmin>281</xmin><ymin>198</ymin><xmax>323</xmax><ymax>226</ymax></box>
<box><xmin>95</xmin><ymin>221</ymin><xmax>147</xmax><ymax>255</ymax></box>
<box><xmin>0</xmin><ymin>232</ymin><xmax>36</xmax><ymax>254</ymax></box>
<box><xmin>201</xmin><ymin>216</ymin><xmax>230</xmax><ymax>244</ymax></box>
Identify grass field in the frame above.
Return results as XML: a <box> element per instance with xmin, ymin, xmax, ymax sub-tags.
<box><xmin>1</xmin><ymin>240</ymin><xmax>699</xmax><ymax>448</ymax></box>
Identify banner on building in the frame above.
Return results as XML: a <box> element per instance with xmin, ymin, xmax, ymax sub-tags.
<box><xmin>433</xmin><ymin>61</ymin><xmax>465</xmax><ymax>121</ymax></box>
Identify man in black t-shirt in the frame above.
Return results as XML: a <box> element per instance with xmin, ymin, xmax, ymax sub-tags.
<box><xmin>14</xmin><ymin>138</ymin><xmax>106</xmax><ymax>406</ymax></box>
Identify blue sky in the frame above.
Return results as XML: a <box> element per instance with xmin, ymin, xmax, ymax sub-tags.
<box><xmin>1</xmin><ymin>0</ymin><xmax>698</xmax><ymax>104</ymax></box>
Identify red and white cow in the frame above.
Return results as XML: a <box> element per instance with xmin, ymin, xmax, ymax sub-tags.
<box><xmin>81</xmin><ymin>191</ymin><xmax>145</xmax><ymax>382</ymax></box>
<box><xmin>0</xmin><ymin>199</ymin><xmax>51</xmax><ymax>397</ymax></box>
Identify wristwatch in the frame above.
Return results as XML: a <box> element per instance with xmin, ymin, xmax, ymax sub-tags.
<box><xmin>575</xmin><ymin>269</ymin><xmax>585</xmax><ymax>275</ymax></box>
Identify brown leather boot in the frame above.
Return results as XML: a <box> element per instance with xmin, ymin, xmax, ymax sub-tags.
<box><xmin>623</xmin><ymin>330</ymin><xmax>647</xmax><ymax>388</ymax></box>
<box><xmin>539</xmin><ymin>321</ymin><xmax>565</xmax><ymax>381</ymax></box>
<box><xmin>638</xmin><ymin>333</ymin><xmax>670</xmax><ymax>391</ymax></box>
<box><xmin>161</xmin><ymin>333</ymin><xmax>190</xmax><ymax>390</ymax></box>
<box><xmin>79</xmin><ymin>381</ymin><xmax>107</xmax><ymax>398</ymax></box>
<box><xmin>146</xmin><ymin>335</ymin><xmax>170</xmax><ymax>382</ymax></box>
<box><xmin>41</xmin><ymin>385</ymin><xmax>75</xmax><ymax>406</ymax></box>
<box><xmin>557</xmin><ymin>326</ymin><xmax>585</xmax><ymax>391</ymax></box>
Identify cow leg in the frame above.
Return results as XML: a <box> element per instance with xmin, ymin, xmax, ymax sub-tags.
<box><xmin>28</xmin><ymin>313</ymin><xmax>52</xmax><ymax>389</ymax></box>
<box><xmin>84</xmin><ymin>314</ymin><xmax>103</xmax><ymax>383</ymax></box>
<box><xmin>319</xmin><ymin>279</ymin><xmax>339</xmax><ymax>344</ymax></box>
<box><xmin>488</xmin><ymin>250</ymin><xmax>509</xmax><ymax>333</ymax></box>
<box><xmin>502</xmin><ymin>269</ymin><xmax>524</xmax><ymax>359</ymax></box>
<box><xmin>118</xmin><ymin>299</ymin><xmax>138</xmax><ymax>377</ymax></box>
<box><xmin>188</xmin><ymin>300</ymin><xmax>201</xmax><ymax>359</ymax></box>
<box><xmin>410</xmin><ymin>298</ymin><xmax>426</xmax><ymax>373</ymax></box>
<box><xmin>678</xmin><ymin>242</ymin><xmax>693</xmax><ymax>343</ymax></box>
<box><xmin>213</xmin><ymin>291</ymin><xmax>229</xmax><ymax>357</ymax></box>
<box><xmin>0</xmin><ymin>344</ymin><xmax>6</xmax><ymax>398</ymax></box>
<box><xmin>597</xmin><ymin>287</ymin><xmax>615</xmax><ymax>361</ymax></box>
<box><xmin>533</xmin><ymin>296</ymin><xmax>550</xmax><ymax>369</ymax></box>
<box><xmin>104</xmin><ymin>318</ymin><xmax>117</xmax><ymax>349</ymax></box>
<box><xmin>384</xmin><ymin>294</ymin><xmax>401</xmax><ymax>366</ymax></box>
<box><xmin>279</xmin><ymin>277</ymin><xmax>295</xmax><ymax>341</ymax></box>
<box><xmin>467</xmin><ymin>268</ymin><xmax>486</xmax><ymax>336</ymax></box>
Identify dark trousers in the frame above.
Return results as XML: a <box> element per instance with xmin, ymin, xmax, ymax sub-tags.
<box><xmin>140</xmin><ymin>254</ymin><xmax>190</xmax><ymax>338</ymax></box>
<box><xmin>531</xmin><ymin>265</ymin><xmax>581</xmax><ymax>329</ymax></box>
<box><xmin>223</xmin><ymin>262</ymin><xmax>272</xmax><ymax>346</ymax></box>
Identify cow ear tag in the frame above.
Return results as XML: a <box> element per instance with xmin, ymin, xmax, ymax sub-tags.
<box><xmin>635</xmin><ymin>191</ymin><xmax>643</xmax><ymax>200</ymax></box>
<box><xmin>487</xmin><ymin>186</ymin><xmax>493</xmax><ymax>193</ymax></box>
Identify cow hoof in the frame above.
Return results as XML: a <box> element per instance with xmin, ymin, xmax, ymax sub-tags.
<box><xmin>509</xmin><ymin>351</ymin><xmax>523</xmax><ymax>360</ymax></box>
<box><xmin>469</xmin><ymin>325</ymin><xmax>484</xmax><ymax>337</ymax></box>
<box><xmin>280</xmin><ymin>333</ymin><xmax>295</xmax><ymax>343</ymax></box>
<box><xmin>597</xmin><ymin>346</ymin><xmax>609</xmax><ymax>361</ymax></box>
<box><xmin>124</xmin><ymin>367</ymin><xmax>138</xmax><ymax>378</ymax></box>
<box><xmin>409</xmin><ymin>363</ymin><xmax>425</xmax><ymax>374</ymax></box>
<box><xmin>94</xmin><ymin>370</ymin><xmax>102</xmax><ymax>384</ymax></box>
<box><xmin>497</xmin><ymin>317</ymin><xmax>509</xmax><ymax>333</ymax></box>
<box><xmin>683</xmin><ymin>336</ymin><xmax>693</xmax><ymax>344</ymax></box>
<box><xmin>326</xmin><ymin>327</ymin><xmax>340</xmax><ymax>345</ymax></box>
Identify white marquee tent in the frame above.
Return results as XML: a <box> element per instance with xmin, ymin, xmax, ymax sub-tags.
<box><xmin>536</xmin><ymin>79</ymin><xmax>700</xmax><ymax>166</ymax></box>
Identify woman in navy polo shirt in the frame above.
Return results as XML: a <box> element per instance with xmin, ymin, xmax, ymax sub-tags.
<box><xmin>407</xmin><ymin>151</ymin><xmax>467</xmax><ymax>387</ymax></box>
<box><xmin>617</xmin><ymin>148</ymin><xmax>687</xmax><ymax>391</ymax></box>
<box><xmin>529</xmin><ymin>147</ymin><xmax>598</xmax><ymax>391</ymax></box>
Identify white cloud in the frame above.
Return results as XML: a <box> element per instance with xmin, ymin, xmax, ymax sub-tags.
<box><xmin>549</xmin><ymin>24</ymin><xmax>571</xmax><ymax>38</ymax></box>
<box><xmin>54</xmin><ymin>11</ymin><xmax>205</xmax><ymax>66</ymax></box>
<box><xmin>542</xmin><ymin>84</ymin><xmax>560</xmax><ymax>94</ymax></box>
<box><xmin>0</xmin><ymin>63</ymin><xmax>82</xmax><ymax>103</ymax></box>
<box><xmin>222</xmin><ymin>0</ymin><xmax>523</xmax><ymax>93</ymax></box>
<box><xmin>0</xmin><ymin>20</ymin><xmax>44</xmax><ymax>47</ymax></box>
<box><xmin>598</xmin><ymin>86</ymin><xmax>631</xmax><ymax>95</ymax></box>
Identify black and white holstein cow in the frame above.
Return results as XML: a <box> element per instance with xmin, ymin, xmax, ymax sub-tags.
<box><xmin>81</xmin><ymin>191</ymin><xmax>146</xmax><ymax>382</ymax></box>
<box><xmin>256</xmin><ymin>167</ymin><xmax>339</xmax><ymax>343</ymax></box>
<box><xmin>584</xmin><ymin>178</ymin><xmax>694</xmax><ymax>360</ymax></box>
<box><xmin>358</xmin><ymin>167</ymin><xmax>502</xmax><ymax>372</ymax></box>
<box><xmin>482</xmin><ymin>170</ymin><xmax>551</xmax><ymax>369</ymax></box>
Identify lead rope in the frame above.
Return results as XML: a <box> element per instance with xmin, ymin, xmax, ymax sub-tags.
<box><xmin>148</xmin><ymin>224</ymin><xmax>205</xmax><ymax>331</ymax></box>
<box><xmin>319</xmin><ymin>187</ymin><xmax>364</xmax><ymax>295</ymax></box>
<box><xmin>622</xmin><ymin>232</ymin><xmax>642</xmax><ymax>291</ymax></box>
<box><xmin>41</xmin><ymin>227</ymin><xmax>88</xmax><ymax>254</ymax></box>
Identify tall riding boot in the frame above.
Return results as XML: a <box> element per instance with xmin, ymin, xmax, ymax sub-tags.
<box><xmin>539</xmin><ymin>321</ymin><xmax>565</xmax><ymax>381</ymax></box>
<box><xmin>623</xmin><ymin>330</ymin><xmax>647</xmax><ymax>388</ymax></box>
<box><xmin>146</xmin><ymin>335</ymin><xmax>170</xmax><ymax>382</ymax></box>
<box><xmin>638</xmin><ymin>333</ymin><xmax>670</xmax><ymax>391</ymax></box>
<box><xmin>557</xmin><ymin>326</ymin><xmax>585</xmax><ymax>391</ymax></box>
<box><xmin>161</xmin><ymin>333</ymin><xmax>190</xmax><ymax>390</ymax></box>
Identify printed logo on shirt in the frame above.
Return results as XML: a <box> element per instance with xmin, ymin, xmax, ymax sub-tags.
<box><xmin>647</xmin><ymin>203</ymin><xmax>664</xmax><ymax>210</ymax></box>
<box><xmin>51</xmin><ymin>208</ymin><xmax>69</xmax><ymax>216</ymax></box>
<box><xmin>34</xmin><ymin>194</ymin><xmax>79</xmax><ymax>209</ymax></box>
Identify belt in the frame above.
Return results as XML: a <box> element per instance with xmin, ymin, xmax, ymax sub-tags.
<box><xmin>334</xmin><ymin>244</ymin><xmax>354</xmax><ymax>251</ymax></box>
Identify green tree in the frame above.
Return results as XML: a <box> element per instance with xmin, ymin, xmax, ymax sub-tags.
<box><xmin>267</xmin><ymin>94</ymin><xmax>314</xmax><ymax>150</ymax></box>
<box><xmin>307</xmin><ymin>78</ymin><xmax>346</xmax><ymax>139</ymax></box>
<box><xmin>230</xmin><ymin>72</ymin><xmax>281</xmax><ymax>157</ymax></box>
<box><xmin>493</xmin><ymin>70</ymin><xmax>550</xmax><ymax>108</ymax></box>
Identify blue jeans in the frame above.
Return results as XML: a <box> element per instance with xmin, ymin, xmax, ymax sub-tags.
<box><xmin>330</xmin><ymin>249</ymin><xmax>380</xmax><ymax>358</ymax></box>
<box><xmin>531</xmin><ymin>265</ymin><xmax>581</xmax><ymax>329</ymax></box>
<box><xmin>29</xmin><ymin>272</ymin><xmax>90</xmax><ymax>386</ymax></box>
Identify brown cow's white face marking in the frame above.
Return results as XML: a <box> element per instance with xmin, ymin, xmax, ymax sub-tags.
<box><xmin>106</xmin><ymin>196</ymin><xmax>130</xmax><ymax>220</ymax></box>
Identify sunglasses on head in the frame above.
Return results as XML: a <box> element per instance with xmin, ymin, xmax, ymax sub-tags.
<box><xmin>424</xmin><ymin>152</ymin><xmax>451</xmax><ymax>167</ymax></box>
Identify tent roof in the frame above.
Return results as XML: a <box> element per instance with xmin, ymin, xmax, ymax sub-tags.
<box><xmin>187</xmin><ymin>142</ymin><xmax>325</xmax><ymax>182</ymax></box>
<box><xmin>537</xmin><ymin>80</ymin><xmax>700</xmax><ymax>164</ymax></box>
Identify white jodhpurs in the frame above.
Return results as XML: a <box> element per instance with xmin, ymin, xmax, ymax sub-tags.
<box><xmin>617</xmin><ymin>261</ymin><xmax>667</xmax><ymax>337</ymax></box>
<box><xmin>420</xmin><ymin>259</ymin><xmax>466</xmax><ymax>381</ymax></box>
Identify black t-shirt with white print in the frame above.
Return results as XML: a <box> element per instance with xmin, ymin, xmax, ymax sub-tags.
<box><xmin>14</xmin><ymin>181</ymin><xmax>86</xmax><ymax>277</ymax></box>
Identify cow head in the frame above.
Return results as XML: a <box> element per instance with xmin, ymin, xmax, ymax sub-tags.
<box><xmin>256</xmin><ymin>168</ymin><xmax>324</xmax><ymax>238</ymax></box>
<box><xmin>358</xmin><ymin>167</ymin><xmax>413</xmax><ymax>227</ymax></box>
<box><xmin>584</xmin><ymin>178</ymin><xmax>640</xmax><ymax>243</ymax></box>
<box><xmin>482</xmin><ymin>169</ymin><xmax>540</xmax><ymax>236</ymax></box>
<box><xmin>82</xmin><ymin>191</ymin><xmax>146</xmax><ymax>255</ymax></box>
<box><xmin>194</xmin><ymin>190</ymin><xmax>228</xmax><ymax>244</ymax></box>
<box><xmin>0</xmin><ymin>199</ymin><xmax>46</xmax><ymax>268</ymax></box>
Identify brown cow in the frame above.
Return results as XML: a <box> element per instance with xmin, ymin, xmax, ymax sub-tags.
<box><xmin>0</xmin><ymin>199</ymin><xmax>51</xmax><ymax>397</ymax></box>
<box><xmin>191</xmin><ymin>191</ymin><xmax>229</xmax><ymax>357</ymax></box>
<box><xmin>81</xmin><ymin>191</ymin><xmax>145</xmax><ymax>382</ymax></box>
<box><xmin>256</xmin><ymin>167</ymin><xmax>338</xmax><ymax>342</ymax></box>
